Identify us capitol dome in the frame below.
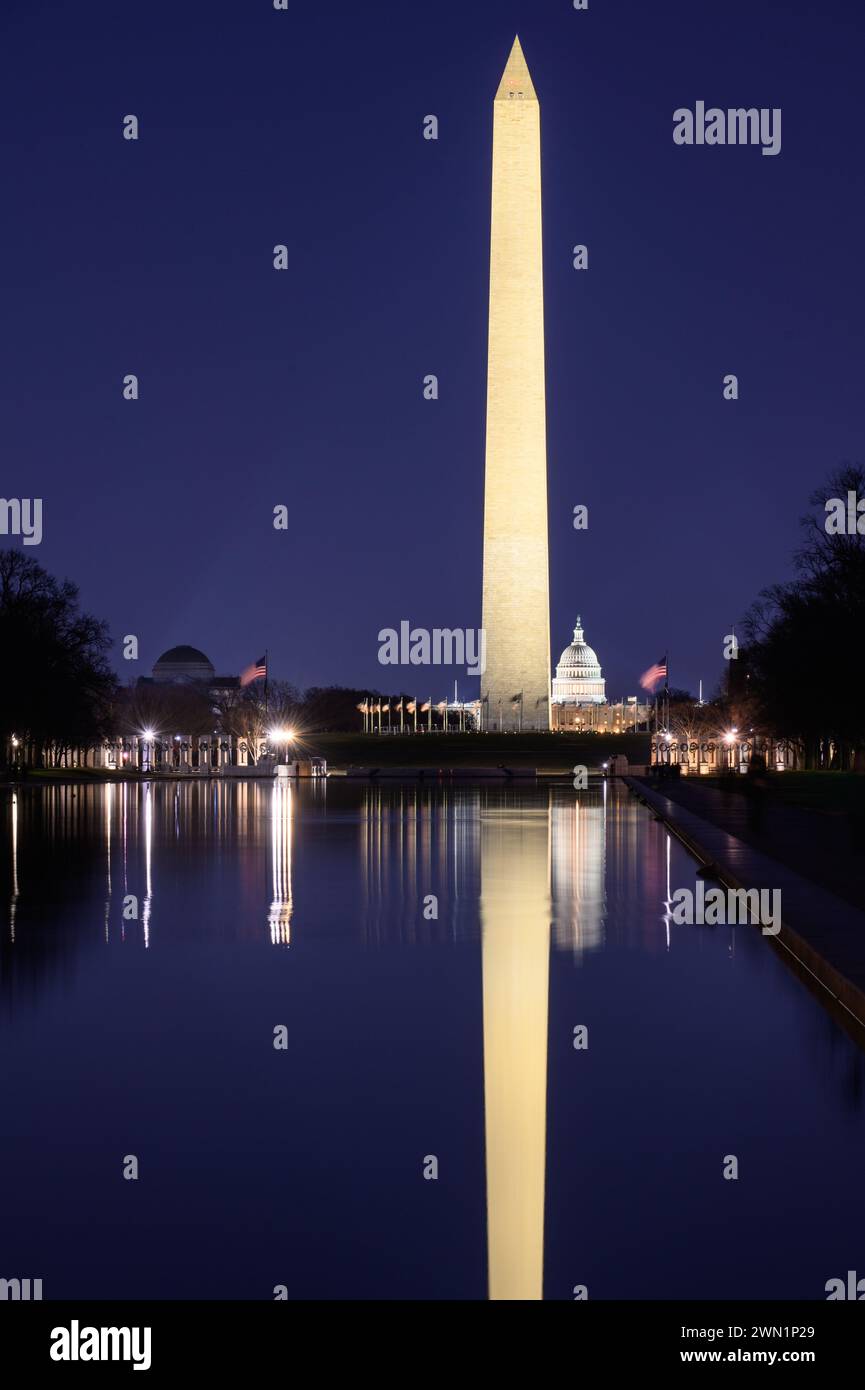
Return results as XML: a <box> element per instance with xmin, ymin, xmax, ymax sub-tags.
<box><xmin>550</xmin><ymin>616</ymin><xmax>606</xmax><ymax>706</ymax></box>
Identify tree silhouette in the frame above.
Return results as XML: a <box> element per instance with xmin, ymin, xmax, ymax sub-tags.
<box><xmin>743</xmin><ymin>465</ymin><xmax>865</xmax><ymax>768</ymax></box>
<box><xmin>0</xmin><ymin>548</ymin><xmax>115</xmax><ymax>764</ymax></box>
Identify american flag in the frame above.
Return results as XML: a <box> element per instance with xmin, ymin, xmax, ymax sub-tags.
<box><xmin>240</xmin><ymin>654</ymin><xmax>267</xmax><ymax>687</ymax></box>
<box><xmin>639</xmin><ymin>656</ymin><xmax>667</xmax><ymax>693</ymax></box>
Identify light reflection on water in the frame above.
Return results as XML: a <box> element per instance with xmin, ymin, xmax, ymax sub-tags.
<box><xmin>1</xmin><ymin>778</ymin><xmax>864</xmax><ymax>1301</ymax></box>
<box><xmin>269</xmin><ymin>782</ymin><xmax>293</xmax><ymax>947</ymax></box>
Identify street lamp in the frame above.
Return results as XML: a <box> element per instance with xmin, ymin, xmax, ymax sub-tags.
<box><xmin>723</xmin><ymin>730</ymin><xmax>737</xmax><ymax>771</ymax></box>
<box><xmin>269</xmin><ymin>728</ymin><xmax>294</xmax><ymax>765</ymax></box>
<box><xmin>141</xmin><ymin>729</ymin><xmax>155</xmax><ymax>772</ymax></box>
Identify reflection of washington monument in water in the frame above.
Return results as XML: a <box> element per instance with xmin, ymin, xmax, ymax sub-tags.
<box><xmin>480</xmin><ymin>802</ymin><xmax>551</xmax><ymax>1300</ymax></box>
<box><xmin>481</xmin><ymin>791</ymin><xmax>607</xmax><ymax>1298</ymax></box>
<box><xmin>481</xmin><ymin>789</ymin><xmax>609</xmax><ymax>1298</ymax></box>
<box><xmin>358</xmin><ymin>783</ymin><xmax>607</xmax><ymax>1299</ymax></box>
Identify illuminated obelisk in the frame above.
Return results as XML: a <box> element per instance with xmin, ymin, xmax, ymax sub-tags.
<box><xmin>481</xmin><ymin>36</ymin><xmax>551</xmax><ymax>732</ymax></box>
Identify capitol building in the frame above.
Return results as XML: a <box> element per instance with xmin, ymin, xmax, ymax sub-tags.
<box><xmin>550</xmin><ymin>616</ymin><xmax>650</xmax><ymax>733</ymax></box>
<box><xmin>551</xmin><ymin>616</ymin><xmax>606</xmax><ymax>706</ymax></box>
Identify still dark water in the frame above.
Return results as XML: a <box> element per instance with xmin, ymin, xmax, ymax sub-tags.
<box><xmin>1</xmin><ymin>778</ymin><xmax>863</xmax><ymax>1301</ymax></box>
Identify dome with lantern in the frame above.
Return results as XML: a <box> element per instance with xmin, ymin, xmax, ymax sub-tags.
<box><xmin>551</xmin><ymin>616</ymin><xmax>606</xmax><ymax>705</ymax></box>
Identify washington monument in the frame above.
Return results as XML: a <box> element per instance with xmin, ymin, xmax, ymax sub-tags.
<box><xmin>480</xmin><ymin>36</ymin><xmax>551</xmax><ymax>732</ymax></box>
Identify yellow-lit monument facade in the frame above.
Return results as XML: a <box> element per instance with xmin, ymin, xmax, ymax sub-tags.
<box><xmin>481</xmin><ymin>37</ymin><xmax>551</xmax><ymax>732</ymax></box>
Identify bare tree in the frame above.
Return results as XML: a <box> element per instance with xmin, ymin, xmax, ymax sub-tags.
<box><xmin>213</xmin><ymin>688</ymin><xmax>267</xmax><ymax>765</ymax></box>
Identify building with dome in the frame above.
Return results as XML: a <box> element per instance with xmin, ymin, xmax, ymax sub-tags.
<box><xmin>151</xmin><ymin>645</ymin><xmax>216</xmax><ymax>684</ymax></box>
<box><xmin>551</xmin><ymin>616</ymin><xmax>606</xmax><ymax>707</ymax></box>
<box><xmin>111</xmin><ymin>643</ymin><xmax>259</xmax><ymax>771</ymax></box>
<box><xmin>551</xmin><ymin>615</ymin><xmax>650</xmax><ymax>733</ymax></box>
<box><xmin>140</xmin><ymin>645</ymin><xmax>240</xmax><ymax>694</ymax></box>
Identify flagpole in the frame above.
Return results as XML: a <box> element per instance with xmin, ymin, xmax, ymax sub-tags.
<box><xmin>264</xmin><ymin>649</ymin><xmax>269</xmax><ymax>719</ymax></box>
<box><xmin>665</xmin><ymin>652</ymin><xmax>669</xmax><ymax>736</ymax></box>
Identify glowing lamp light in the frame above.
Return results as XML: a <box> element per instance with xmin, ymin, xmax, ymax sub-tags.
<box><xmin>141</xmin><ymin>729</ymin><xmax>155</xmax><ymax>742</ymax></box>
<box><xmin>269</xmin><ymin>728</ymin><xmax>294</xmax><ymax>744</ymax></box>
<box><xmin>723</xmin><ymin>732</ymin><xmax>735</xmax><ymax>745</ymax></box>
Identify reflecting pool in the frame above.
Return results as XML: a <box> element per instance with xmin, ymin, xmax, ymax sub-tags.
<box><xmin>1</xmin><ymin>779</ymin><xmax>863</xmax><ymax>1300</ymax></box>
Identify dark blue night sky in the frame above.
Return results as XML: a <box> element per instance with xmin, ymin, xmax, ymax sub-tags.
<box><xmin>2</xmin><ymin>0</ymin><xmax>863</xmax><ymax>699</ymax></box>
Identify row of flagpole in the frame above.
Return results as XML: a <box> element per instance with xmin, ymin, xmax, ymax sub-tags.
<box><xmin>361</xmin><ymin>651</ymin><xmax>674</xmax><ymax>735</ymax></box>
<box><xmin>357</xmin><ymin>697</ymin><xmax>481</xmax><ymax>734</ymax></box>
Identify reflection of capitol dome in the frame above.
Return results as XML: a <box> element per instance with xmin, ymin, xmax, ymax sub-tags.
<box><xmin>551</xmin><ymin>616</ymin><xmax>606</xmax><ymax>705</ymax></box>
<box><xmin>152</xmin><ymin>645</ymin><xmax>215</xmax><ymax>683</ymax></box>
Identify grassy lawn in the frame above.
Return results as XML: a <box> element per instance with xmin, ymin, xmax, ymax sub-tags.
<box><xmin>306</xmin><ymin>731</ymin><xmax>650</xmax><ymax>771</ymax></box>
